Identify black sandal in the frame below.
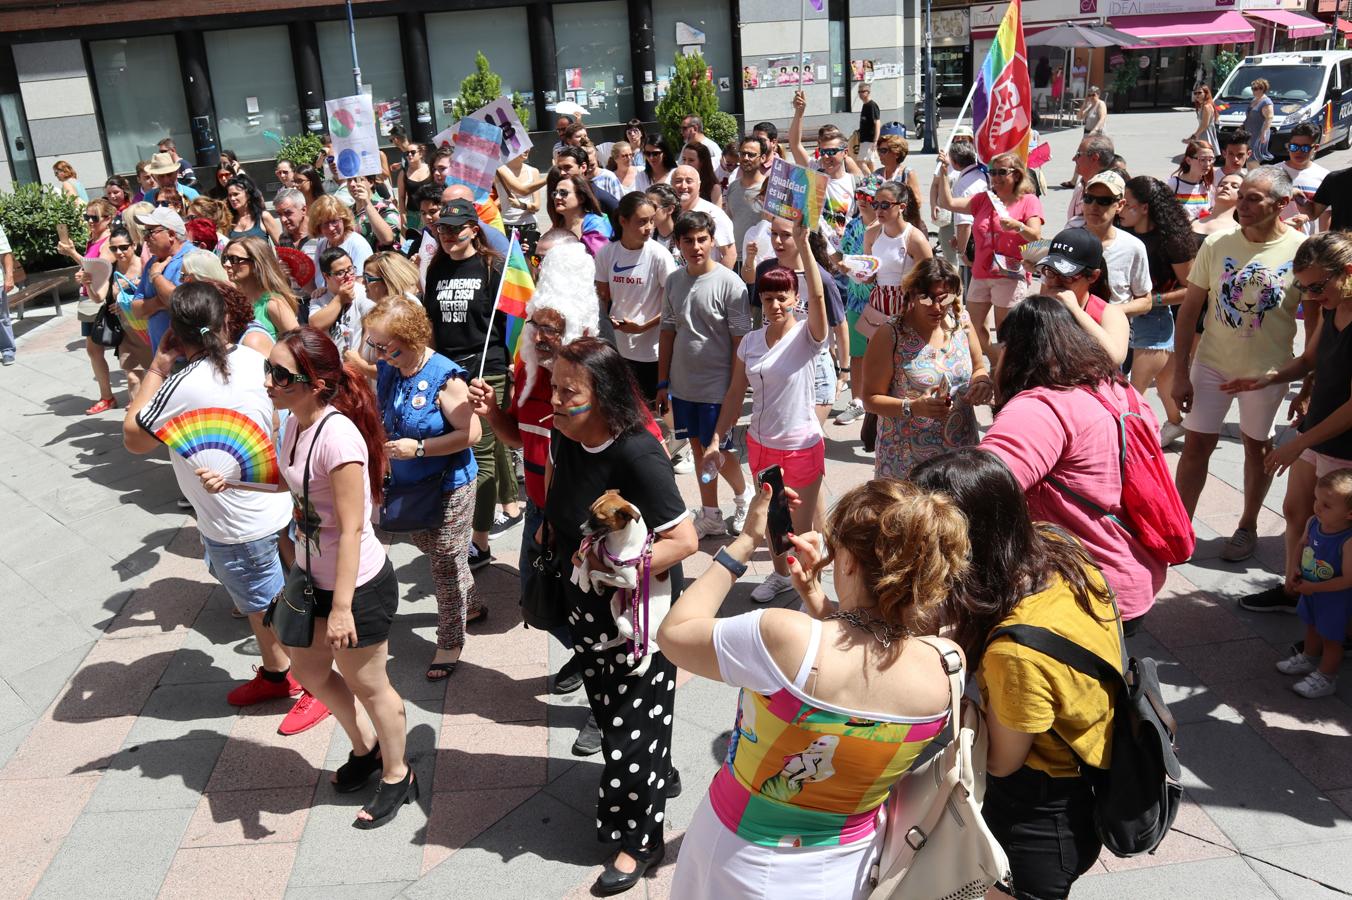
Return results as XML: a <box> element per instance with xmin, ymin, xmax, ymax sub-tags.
<box><xmin>467</xmin><ymin>606</ymin><xmax>488</xmax><ymax>625</ymax></box>
<box><xmin>426</xmin><ymin>662</ymin><xmax>458</xmax><ymax>681</ymax></box>
<box><xmin>333</xmin><ymin>742</ymin><xmax>381</xmax><ymax>793</ymax></box>
<box><xmin>353</xmin><ymin>769</ymin><xmax>418</xmax><ymax>830</ymax></box>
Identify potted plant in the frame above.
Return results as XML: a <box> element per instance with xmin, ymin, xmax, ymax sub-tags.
<box><xmin>0</xmin><ymin>183</ymin><xmax>87</xmax><ymax>291</ymax></box>
<box><xmin>1110</xmin><ymin>55</ymin><xmax>1141</xmax><ymax>113</ymax></box>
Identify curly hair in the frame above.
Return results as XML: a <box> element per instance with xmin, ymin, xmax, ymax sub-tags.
<box><xmin>362</xmin><ymin>295</ymin><xmax>433</xmax><ymax>351</ymax></box>
<box><xmin>816</xmin><ymin>479</ymin><xmax>970</xmax><ymax>638</ymax></box>
<box><xmin>1124</xmin><ymin>176</ymin><xmax>1198</xmax><ymax>268</ymax></box>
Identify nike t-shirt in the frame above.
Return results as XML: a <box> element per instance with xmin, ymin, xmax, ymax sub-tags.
<box><xmin>594</xmin><ymin>239</ymin><xmax>678</xmax><ymax>362</ymax></box>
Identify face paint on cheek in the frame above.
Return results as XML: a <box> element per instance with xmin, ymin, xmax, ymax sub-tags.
<box><xmin>565</xmin><ymin>403</ymin><xmax>592</xmax><ymax>416</ymax></box>
<box><xmin>388</xmin><ymin>348</ymin><xmax>401</xmax><ymax>359</ymax></box>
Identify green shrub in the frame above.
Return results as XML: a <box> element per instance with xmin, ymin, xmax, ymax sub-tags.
<box><xmin>656</xmin><ymin>51</ymin><xmax>737</xmax><ymax>151</ymax></box>
<box><xmin>451</xmin><ymin>52</ymin><xmax>532</xmax><ymax>130</ymax></box>
<box><xmin>276</xmin><ymin>133</ymin><xmax>326</xmax><ymax>170</ymax></box>
<box><xmin>0</xmin><ymin>183</ymin><xmax>87</xmax><ymax>273</ymax></box>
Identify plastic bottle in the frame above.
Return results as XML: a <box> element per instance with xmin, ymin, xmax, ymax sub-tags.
<box><xmin>699</xmin><ymin>451</ymin><xmax>723</xmax><ymax>484</ymax></box>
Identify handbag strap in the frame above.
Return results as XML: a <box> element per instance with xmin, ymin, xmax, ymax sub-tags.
<box><xmin>298</xmin><ymin>412</ymin><xmax>338</xmax><ymax>593</ymax></box>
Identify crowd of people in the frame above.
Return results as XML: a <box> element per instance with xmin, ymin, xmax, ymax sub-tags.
<box><xmin>0</xmin><ymin>77</ymin><xmax>1339</xmax><ymax>899</ymax></box>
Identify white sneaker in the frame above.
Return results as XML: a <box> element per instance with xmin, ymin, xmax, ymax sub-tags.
<box><xmin>1292</xmin><ymin>670</ymin><xmax>1337</xmax><ymax>698</ymax></box>
<box><xmin>1276</xmin><ymin>652</ymin><xmax>1318</xmax><ymax>676</ymax></box>
<box><xmin>693</xmin><ymin>509</ymin><xmax>728</xmax><ymax>539</ymax></box>
<box><xmin>835</xmin><ymin>399</ymin><xmax>865</xmax><ymax>425</ymax></box>
<box><xmin>729</xmin><ymin>491</ymin><xmax>753</xmax><ymax>536</ymax></box>
<box><xmin>750</xmin><ymin>573</ymin><xmax>795</xmax><ymax>604</ymax></box>
<box><xmin>1159</xmin><ymin>421</ymin><xmax>1186</xmax><ymax>448</ymax></box>
<box><xmin>672</xmin><ymin>450</ymin><xmax>695</xmax><ymax>475</ymax></box>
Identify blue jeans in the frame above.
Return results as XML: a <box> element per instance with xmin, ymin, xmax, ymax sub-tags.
<box><xmin>0</xmin><ymin>288</ymin><xmax>15</xmax><ymax>359</ymax></box>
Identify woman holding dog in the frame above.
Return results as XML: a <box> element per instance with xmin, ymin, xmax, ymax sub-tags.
<box><xmin>543</xmin><ymin>337</ymin><xmax>698</xmax><ymax>895</ymax></box>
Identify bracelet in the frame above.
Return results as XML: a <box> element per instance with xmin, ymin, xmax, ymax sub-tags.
<box><xmin>1152</xmin><ymin>292</ymin><xmax>1164</xmax><ymax>309</ymax></box>
<box><xmin>839</xmin><ymin>367</ymin><xmax>851</xmax><ymax>374</ymax></box>
<box><xmin>656</xmin><ymin>379</ymin><xmax>670</xmax><ymax>390</ymax></box>
<box><xmin>713</xmin><ymin>546</ymin><xmax>748</xmax><ymax>579</ymax></box>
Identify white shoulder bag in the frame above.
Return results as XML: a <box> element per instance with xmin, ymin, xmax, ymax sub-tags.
<box><xmin>868</xmin><ymin>636</ymin><xmax>1011</xmax><ymax>900</ymax></box>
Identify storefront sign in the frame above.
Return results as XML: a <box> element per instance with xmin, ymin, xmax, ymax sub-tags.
<box><xmin>323</xmin><ymin>95</ymin><xmax>381</xmax><ymax>179</ymax></box>
<box><xmin>932</xmin><ymin>9</ymin><xmax>969</xmax><ymax>47</ymax></box>
<box><xmin>1106</xmin><ymin>0</ymin><xmax>1236</xmax><ymax>14</ymax></box>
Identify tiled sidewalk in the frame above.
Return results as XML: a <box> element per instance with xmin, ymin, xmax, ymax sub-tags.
<box><xmin>3</xmin><ymin>309</ymin><xmax>1352</xmax><ymax>897</ymax></box>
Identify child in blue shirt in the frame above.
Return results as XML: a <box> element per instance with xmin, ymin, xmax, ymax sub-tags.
<box><xmin>1277</xmin><ymin>468</ymin><xmax>1352</xmax><ymax>698</ymax></box>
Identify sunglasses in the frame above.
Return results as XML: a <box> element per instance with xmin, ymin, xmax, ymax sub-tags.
<box><xmin>221</xmin><ymin>255</ymin><xmax>249</xmax><ymax>266</ymax></box>
<box><xmin>739</xmin><ymin>151</ymin><xmax>761</xmax><ymax>158</ymax></box>
<box><xmin>528</xmin><ymin>320</ymin><xmax>564</xmax><ymax>338</ymax></box>
<box><xmin>1036</xmin><ymin>264</ymin><xmax>1085</xmax><ymax>281</ymax></box>
<box><xmin>988</xmin><ymin>167</ymin><xmax>1015</xmax><ymax>177</ymax></box>
<box><xmin>264</xmin><ymin>359</ymin><xmax>310</xmax><ymax>387</ymax></box>
<box><xmin>364</xmin><ymin>337</ymin><xmax>392</xmax><ymax>355</ymax></box>
<box><xmin>83</xmin><ymin>214</ymin><xmax>104</xmax><ymax>223</ymax></box>
<box><xmin>1297</xmin><ymin>274</ymin><xmax>1336</xmax><ymax>296</ymax></box>
<box><xmin>1081</xmin><ymin>194</ymin><xmax>1119</xmax><ymax>207</ymax></box>
<box><xmin>870</xmin><ymin>199</ymin><xmax>901</xmax><ymax>211</ymax></box>
<box><xmin>552</xmin><ymin>189</ymin><xmax>574</xmax><ymax>199</ymax></box>
<box><xmin>109</xmin><ymin>244</ymin><xmax>133</xmax><ymax>252</ymax></box>
<box><xmin>362</xmin><ymin>273</ymin><xmax>384</xmax><ymax>285</ymax></box>
<box><xmin>817</xmin><ymin>147</ymin><xmax>846</xmax><ymax>158</ymax></box>
<box><xmin>915</xmin><ymin>292</ymin><xmax>958</xmax><ymax>309</ymax></box>
<box><xmin>1287</xmin><ymin>143</ymin><xmax>1315</xmax><ymax>153</ymax></box>
<box><xmin>644</xmin><ymin>150</ymin><xmax>663</xmax><ymax>157</ymax></box>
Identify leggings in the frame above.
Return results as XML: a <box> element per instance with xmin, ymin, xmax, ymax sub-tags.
<box><xmin>472</xmin><ymin>372</ymin><xmax>520</xmax><ymax>532</ymax></box>
<box><xmin>409</xmin><ymin>482</ymin><xmax>483</xmax><ymax>650</ymax></box>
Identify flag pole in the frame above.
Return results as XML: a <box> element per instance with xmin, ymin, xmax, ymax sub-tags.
<box><xmin>476</xmin><ymin>228</ymin><xmax>518</xmax><ymax>382</ymax></box>
<box><xmin>799</xmin><ymin>0</ymin><xmax>806</xmax><ymax>84</ymax></box>
<box><xmin>934</xmin><ymin>78</ymin><xmax>980</xmax><ymax>174</ymax></box>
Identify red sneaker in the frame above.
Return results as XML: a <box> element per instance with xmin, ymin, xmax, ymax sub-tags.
<box><xmin>227</xmin><ymin>667</ymin><xmax>302</xmax><ymax>707</ymax></box>
<box><xmin>278</xmin><ymin>690</ymin><xmax>331</xmax><ymax>736</ymax></box>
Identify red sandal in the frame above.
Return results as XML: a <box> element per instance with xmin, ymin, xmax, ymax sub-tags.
<box><xmin>85</xmin><ymin>397</ymin><xmax>118</xmax><ymax>415</ymax></box>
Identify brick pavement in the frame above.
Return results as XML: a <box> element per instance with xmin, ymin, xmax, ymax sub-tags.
<box><xmin>2</xmin><ymin>111</ymin><xmax>1352</xmax><ymax>897</ymax></box>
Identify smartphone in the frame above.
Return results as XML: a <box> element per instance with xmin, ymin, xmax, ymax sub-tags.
<box><xmin>56</xmin><ymin>223</ymin><xmax>69</xmax><ymax>244</ymax></box>
<box><xmin>935</xmin><ymin>374</ymin><xmax>952</xmax><ymax>407</ymax></box>
<box><xmin>758</xmin><ymin>465</ymin><xmax>793</xmax><ymax>557</ymax></box>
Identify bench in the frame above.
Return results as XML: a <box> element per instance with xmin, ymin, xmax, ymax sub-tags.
<box><xmin>6</xmin><ymin>275</ymin><xmax>66</xmax><ymax>319</ymax></box>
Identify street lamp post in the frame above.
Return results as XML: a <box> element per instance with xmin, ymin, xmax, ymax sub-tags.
<box><xmin>346</xmin><ymin>0</ymin><xmax>363</xmax><ymax>95</ymax></box>
<box><xmin>922</xmin><ymin>0</ymin><xmax>937</xmax><ymax>153</ymax></box>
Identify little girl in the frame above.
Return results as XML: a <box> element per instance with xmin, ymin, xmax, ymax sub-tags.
<box><xmin>1277</xmin><ymin>468</ymin><xmax>1352</xmax><ymax>698</ymax></box>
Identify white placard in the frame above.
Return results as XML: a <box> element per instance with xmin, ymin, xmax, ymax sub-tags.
<box><xmin>323</xmin><ymin>94</ymin><xmax>382</xmax><ymax>179</ymax></box>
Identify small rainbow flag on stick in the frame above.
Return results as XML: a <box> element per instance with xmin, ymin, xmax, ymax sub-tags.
<box><xmin>476</xmin><ymin>230</ymin><xmax>535</xmax><ymax>379</ymax></box>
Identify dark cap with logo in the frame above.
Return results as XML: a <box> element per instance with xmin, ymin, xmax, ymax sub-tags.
<box><xmin>436</xmin><ymin>198</ymin><xmax>478</xmax><ymax>228</ymax></box>
<box><xmin>1042</xmin><ymin>227</ymin><xmax>1104</xmax><ymax>277</ymax></box>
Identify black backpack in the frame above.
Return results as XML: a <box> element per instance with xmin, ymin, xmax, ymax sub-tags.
<box><xmin>988</xmin><ymin>613</ymin><xmax>1182</xmax><ymax>857</ymax></box>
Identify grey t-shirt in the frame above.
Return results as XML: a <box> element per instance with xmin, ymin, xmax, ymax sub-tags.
<box><xmin>724</xmin><ymin>175</ymin><xmax>766</xmax><ymax>248</ymax></box>
<box><xmin>1097</xmin><ymin>228</ymin><xmax>1152</xmax><ymax>305</ymax></box>
<box><xmin>662</xmin><ymin>265</ymin><xmax>753</xmax><ymax>403</ymax></box>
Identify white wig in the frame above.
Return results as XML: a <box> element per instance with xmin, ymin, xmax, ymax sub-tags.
<box><xmin>518</xmin><ymin>241</ymin><xmax>601</xmax><ymax>397</ymax></box>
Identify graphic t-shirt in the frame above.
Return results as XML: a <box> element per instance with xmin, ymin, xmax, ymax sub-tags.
<box><xmin>307</xmin><ymin>285</ymin><xmax>374</xmax><ymax>354</ymax></box>
<box><xmin>661</xmin><ymin>265</ymin><xmax>753</xmax><ymax>403</ymax></box>
<box><xmin>821</xmin><ymin>173</ymin><xmax>857</xmax><ymax>252</ymax></box>
<box><xmin>1189</xmin><ymin>226</ymin><xmax>1306</xmax><ymax>379</ymax></box>
<box><xmin>135</xmin><ymin>345</ymin><xmax>291</xmax><ymax>544</ymax></box>
<box><xmin>422</xmin><ymin>253</ymin><xmax>507</xmax><ymax>378</ymax></box>
<box><xmin>1280</xmin><ymin>161</ymin><xmax>1330</xmax><ymax>235</ymax></box>
<box><xmin>1167</xmin><ymin>175</ymin><xmax>1211</xmax><ymax>221</ymax></box>
<box><xmin>594</xmin><ymin>240</ymin><xmax>678</xmax><ymax>362</ymax></box>
<box><xmin>279</xmin><ymin>410</ymin><xmax>387</xmax><ymax>590</ymax></box>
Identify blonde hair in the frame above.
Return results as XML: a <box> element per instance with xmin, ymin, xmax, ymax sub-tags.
<box><xmin>1318</xmin><ymin>468</ymin><xmax>1352</xmax><ymax>507</ymax></box>
<box><xmin>989</xmin><ymin>151</ymin><xmax>1035</xmax><ymax>196</ymax></box>
<box><xmin>1294</xmin><ymin>230</ymin><xmax>1352</xmax><ymax>280</ymax></box>
<box><xmin>364</xmin><ymin>251</ymin><xmax>422</xmax><ymax>300</ymax></box>
<box><xmin>307</xmin><ymin>194</ymin><xmax>356</xmax><ymax>239</ymax></box>
<box><xmin>187</xmin><ymin>197</ymin><xmax>232</xmax><ymax>234</ymax></box>
<box><xmin>85</xmin><ymin>198</ymin><xmax>117</xmax><ymax>220</ymax></box>
<box><xmin>53</xmin><ymin>160</ymin><xmax>77</xmax><ymax>181</ymax></box>
<box><xmin>182</xmin><ymin>249</ymin><xmax>229</xmax><ymax>282</ymax></box>
<box><xmin>122</xmin><ymin>201</ymin><xmax>155</xmax><ymax>246</ymax></box>
<box><xmin>817</xmin><ymin>479</ymin><xmax>970</xmax><ymax>637</ymax></box>
<box><xmin>363</xmin><ymin>295</ymin><xmax>433</xmax><ymax>351</ymax></box>
<box><xmin>227</xmin><ymin>236</ymin><xmax>300</xmax><ymax>315</ymax></box>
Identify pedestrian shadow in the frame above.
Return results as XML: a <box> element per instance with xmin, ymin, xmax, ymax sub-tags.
<box><xmin>101</xmin><ymin>574</ymin><xmax>214</xmax><ymax>636</ymax></box>
<box><xmin>50</xmin><ymin>649</ymin><xmax>231</xmax><ymax>722</ymax></box>
<box><xmin>114</xmin><ymin>525</ymin><xmax>187</xmax><ymax>584</ymax></box>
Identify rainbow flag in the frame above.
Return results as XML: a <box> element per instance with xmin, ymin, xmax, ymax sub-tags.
<box><xmin>972</xmin><ymin>0</ymin><xmax>1032</xmax><ymax>164</ymax></box>
<box><xmin>498</xmin><ymin>231</ymin><xmax>534</xmax><ymax>364</ymax></box>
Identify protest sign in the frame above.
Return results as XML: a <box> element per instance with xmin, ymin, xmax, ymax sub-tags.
<box><xmin>467</xmin><ymin>97</ymin><xmax>533</xmax><ymax>160</ymax></box>
<box><xmin>323</xmin><ymin>95</ymin><xmax>382</xmax><ymax>178</ymax></box>
<box><xmin>765</xmin><ymin>157</ymin><xmax>827</xmax><ymax>230</ymax></box>
<box><xmin>447</xmin><ymin>117</ymin><xmax>503</xmax><ymax>200</ymax></box>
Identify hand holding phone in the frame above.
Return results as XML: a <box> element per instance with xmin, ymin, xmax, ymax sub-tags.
<box><xmin>758</xmin><ymin>465</ymin><xmax>793</xmax><ymax>557</ymax></box>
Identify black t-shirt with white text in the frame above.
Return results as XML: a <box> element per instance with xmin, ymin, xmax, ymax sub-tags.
<box><xmin>422</xmin><ymin>252</ymin><xmax>507</xmax><ymax>378</ymax></box>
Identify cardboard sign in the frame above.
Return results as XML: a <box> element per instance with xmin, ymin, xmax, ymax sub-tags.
<box><xmin>447</xmin><ymin>116</ymin><xmax>503</xmax><ymax>201</ymax></box>
<box><xmin>765</xmin><ymin>157</ymin><xmax>828</xmax><ymax>230</ymax></box>
<box><xmin>468</xmin><ymin>97</ymin><xmax>533</xmax><ymax>161</ymax></box>
<box><xmin>324</xmin><ymin>94</ymin><xmax>382</xmax><ymax>178</ymax></box>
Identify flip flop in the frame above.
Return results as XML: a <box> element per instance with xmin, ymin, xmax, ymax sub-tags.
<box><xmin>86</xmin><ymin>397</ymin><xmax>117</xmax><ymax>415</ymax></box>
<box><xmin>426</xmin><ymin>662</ymin><xmax>458</xmax><ymax>681</ymax></box>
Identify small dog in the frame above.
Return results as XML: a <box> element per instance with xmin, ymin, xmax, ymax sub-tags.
<box><xmin>573</xmin><ymin>490</ymin><xmax>672</xmax><ymax>654</ymax></box>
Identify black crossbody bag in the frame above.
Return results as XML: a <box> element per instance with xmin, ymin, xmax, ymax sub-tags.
<box><xmin>266</xmin><ymin>412</ymin><xmax>337</xmax><ymax>648</ymax></box>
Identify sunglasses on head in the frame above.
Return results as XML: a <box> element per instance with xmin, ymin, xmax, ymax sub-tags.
<box><xmin>1082</xmin><ymin>194</ymin><xmax>1119</xmax><ymax>207</ymax></box>
<box><xmin>263</xmin><ymin>359</ymin><xmax>310</xmax><ymax>387</ymax></box>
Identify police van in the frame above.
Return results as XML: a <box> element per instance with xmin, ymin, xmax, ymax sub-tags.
<box><xmin>1215</xmin><ymin>51</ymin><xmax>1352</xmax><ymax>159</ymax></box>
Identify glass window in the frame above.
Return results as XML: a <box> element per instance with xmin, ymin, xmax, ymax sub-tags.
<box><xmin>318</xmin><ymin>17</ymin><xmax>407</xmax><ymax>138</ymax></box>
<box><xmin>553</xmin><ymin>1</ymin><xmax>633</xmax><ymax>125</ymax></box>
<box><xmin>428</xmin><ymin>8</ymin><xmax>535</xmax><ymax>133</ymax></box>
<box><xmin>204</xmin><ymin>26</ymin><xmax>301</xmax><ymax>163</ymax></box>
<box><xmin>653</xmin><ymin>0</ymin><xmax>735</xmax><ymax>113</ymax></box>
<box><xmin>90</xmin><ymin>36</ymin><xmax>192</xmax><ymax>175</ymax></box>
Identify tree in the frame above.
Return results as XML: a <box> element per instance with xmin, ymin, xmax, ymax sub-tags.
<box><xmin>451</xmin><ymin>52</ymin><xmax>531</xmax><ymax>129</ymax></box>
<box><xmin>276</xmin><ymin>133</ymin><xmax>325</xmax><ymax>170</ymax></box>
<box><xmin>0</xmin><ymin>183</ymin><xmax>87</xmax><ymax>273</ymax></box>
<box><xmin>654</xmin><ymin>51</ymin><xmax>738</xmax><ymax>152</ymax></box>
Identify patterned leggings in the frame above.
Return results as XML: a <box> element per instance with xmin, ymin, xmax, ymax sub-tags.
<box><xmin>410</xmin><ymin>482</ymin><xmax>483</xmax><ymax>649</ymax></box>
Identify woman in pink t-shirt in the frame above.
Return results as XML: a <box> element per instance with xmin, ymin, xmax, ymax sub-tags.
<box><xmin>264</xmin><ymin>327</ymin><xmax>416</xmax><ymax>828</ymax></box>
<box><xmin>979</xmin><ymin>296</ymin><xmax>1165</xmax><ymax>629</ymax></box>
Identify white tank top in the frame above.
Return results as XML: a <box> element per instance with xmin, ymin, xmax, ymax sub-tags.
<box><xmin>873</xmin><ymin>223</ymin><xmax>913</xmax><ymax>287</ymax></box>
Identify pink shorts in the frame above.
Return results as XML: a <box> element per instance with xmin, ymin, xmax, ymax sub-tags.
<box><xmin>966</xmin><ymin>276</ymin><xmax>1029</xmax><ymax>310</ymax></box>
<box><xmin>1299</xmin><ymin>448</ymin><xmax>1352</xmax><ymax>478</ymax></box>
<box><xmin>747</xmin><ymin>435</ymin><xmax>826</xmax><ymax>489</ymax></box>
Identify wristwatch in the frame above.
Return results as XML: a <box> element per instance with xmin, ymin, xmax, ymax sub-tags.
<box><xmin>714</xmin><ymin>547</ymin><xmax>748</xmax><ymax>579</ymax></box>
<box><xmin>415</xmin><ymin>440</ymin><xmax>425</xmax><ymax>458</ymax></box>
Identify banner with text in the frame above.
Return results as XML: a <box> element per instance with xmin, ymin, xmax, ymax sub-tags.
<box><xmin>765</xmin><ymin>157</ymin><xmax>827</xmax><ymax>230</ymax></box>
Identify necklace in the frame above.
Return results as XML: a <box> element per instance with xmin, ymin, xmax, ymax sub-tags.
<box><xmin>824</xmin><ymin>607</ymin><xmax>910</xmax><ymax>649</ymax></box>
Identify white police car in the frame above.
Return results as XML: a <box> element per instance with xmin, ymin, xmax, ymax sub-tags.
<box><xmin>1215</xmin><ymin>51</ymin><xmax>1352</xmax><ymax>159</ymax></box>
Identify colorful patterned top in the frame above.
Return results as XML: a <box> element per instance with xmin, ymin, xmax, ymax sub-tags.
<box><xmin>113</xmin><ymin>270</ymin><xmax>151</xmax><ymax>347</ymax></box>
<box><xmin>1301</xmin><ymin>518</ymin><xmax>1352</xmax><ymax>598</ymax></box>
<box><xmin>837</xmin><ymin>216</ymin><xmax>872</xmax><ymax>315</ymax></box>
<box><xmin>1167</xmin><ymin>175</ymin><xmax>1211</xmax><ymax>222</ymax></box>
<box><xmin>708</xmin><ymin>611</ymin><xmax>948</xmax><ymax>848</ymax></box>
<box><xmin>875</xmin><ymin>313</ymin><xmax>978</xmax><ymax>480</ymax></box>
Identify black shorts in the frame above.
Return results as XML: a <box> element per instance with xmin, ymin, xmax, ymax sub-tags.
<box><xmin>312</xmin><ymin>558</ymin><xmax>398</xmax><ymax>647</ymax></box>
<box><xmin>625</xmin><ymin>358</ymin><xmax>660</xmax><ymax>404</ymax></box>
<box><xmin>984</xmin><ymin>766</ymin><xmax>1100</xmax><ymax>900</ymax></box>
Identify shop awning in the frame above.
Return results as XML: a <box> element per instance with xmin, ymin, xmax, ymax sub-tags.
<box><xmin>1110</xmin><ymin>11</ymin><xmax>1255</xmax><ymax>48</ymax></box>
<box><xmin>1245</xmin><ymin>8</ymin><xmax>1329</xmax><ymax>40</ymax></box>
<box><xmin>1335</xmin><ymin>18</ymin><xmax>1352</xmax><ymax>36</ymax></box>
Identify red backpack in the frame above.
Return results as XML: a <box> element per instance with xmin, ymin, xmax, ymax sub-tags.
<box><xmin>1048</xmin><ymin>386</ymin><xmax>1195</xmax><ymax>565</ymax></box>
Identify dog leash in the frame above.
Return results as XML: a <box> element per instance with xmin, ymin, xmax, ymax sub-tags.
<box><xmin>598</xmin><ymin>534</ymin><xmax>656</xmax><ymax>662</ymax></box>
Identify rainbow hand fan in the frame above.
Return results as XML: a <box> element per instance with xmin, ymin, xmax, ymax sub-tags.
<box><xmin>841</xmin><ymin>255</ymin><xmax>881</xmax><ymax>284</ymax></box>
<box><xmin>155</xmin><ymin>407</ymin><xmax>281</xmax><ymax>490</ymax></box>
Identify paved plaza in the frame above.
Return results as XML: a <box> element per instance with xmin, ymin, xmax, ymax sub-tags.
<box><xmin>1</xmin><ymin>111</ymin><xmax>1351</xmax><ymax>898</ymax></box>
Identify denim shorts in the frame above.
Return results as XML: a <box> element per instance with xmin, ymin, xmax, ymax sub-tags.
<box><xmin>1129</xmin><ymin>307</ymin><xmax>1175</xmax><ymax>351</ymax></box>
<box><xmin>203</xmin><ymin>533</ymin><xmax>286</xmax><ymax>615</ymax></box>
<box><xmin>812</xmin><ymin>347</ymin><xmax>836</xmax><ymax>406</ymax></box>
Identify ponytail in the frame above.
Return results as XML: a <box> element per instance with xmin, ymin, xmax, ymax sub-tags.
<box><xmin>169</xmin><ymin>282</ymin><xmax>231</xmax><ymax>381</ymax></box>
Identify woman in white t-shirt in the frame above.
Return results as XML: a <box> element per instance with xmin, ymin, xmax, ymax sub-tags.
<box><xmin>706</xmin><ymin>224</ymin><xmax>829</xmax><ymax>604</ymax></box>
<box><xmin>202</xmin><ymin>325</ymin><xmax>415</xmax><ymax>831</ymax></box>
<box><xmin>593</xmin><ymin>192</ymin><xmax>679</xmax><ymax>400</ymax></box>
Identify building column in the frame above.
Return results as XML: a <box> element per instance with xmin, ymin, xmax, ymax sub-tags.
<box><xmin>527</xmin><ymin>2</ymin><xmax>557</xmax><ymax>132</ymax></box>
<box><xmin>175</xmin><ymin>30</ymin><xmax>219</xmax><ymax>168</ymax></box>
<box><xmin>290</xmin><ymin>21</ymin><xmax>326</xmax><ymax>135</ymax></box>
<box><xmin>628</xmin><ymin>0</ymin><xmax>657</xmax><ymax>123</ymax></box>
<box><xmin>400</xmin><ymin>12</ymin><xmax>436</xmax><ymax>143</ymax></box>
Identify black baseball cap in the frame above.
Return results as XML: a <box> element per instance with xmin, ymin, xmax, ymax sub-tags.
<box><xmin>1042</xmin><ymin>227</ymin><xmax>1104</xmax><ymax>277</ymax></box>
<box><xmin>436</xmin><ymin>198</ymin><xmax>478</xmax><ymax>228</ymax></box>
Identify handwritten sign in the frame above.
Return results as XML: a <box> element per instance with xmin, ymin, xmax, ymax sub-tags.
<box><xmin>765</xmin><ymin>157</ymin><xmax>828</xmax><ymax>230</ymax></box>
<box><xmin>447</xmin><ymin>117</ymin><xmax>503</xmax><ymax>201</ymax></box>
<box><xmin>466</xmin><ymin>97</ymin><xmax>533</xmax><ymax>161</ymax></box>
<box><xmin>323</xmin><ymin>94</ymin><xmax>382</xmax><ymax>178</ymax></box>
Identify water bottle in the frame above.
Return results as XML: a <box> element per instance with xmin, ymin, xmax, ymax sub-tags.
<box><xmin>699</xmin><ymin>451</ymin><xmax>723</xmax><ymax>484</ymax></box>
